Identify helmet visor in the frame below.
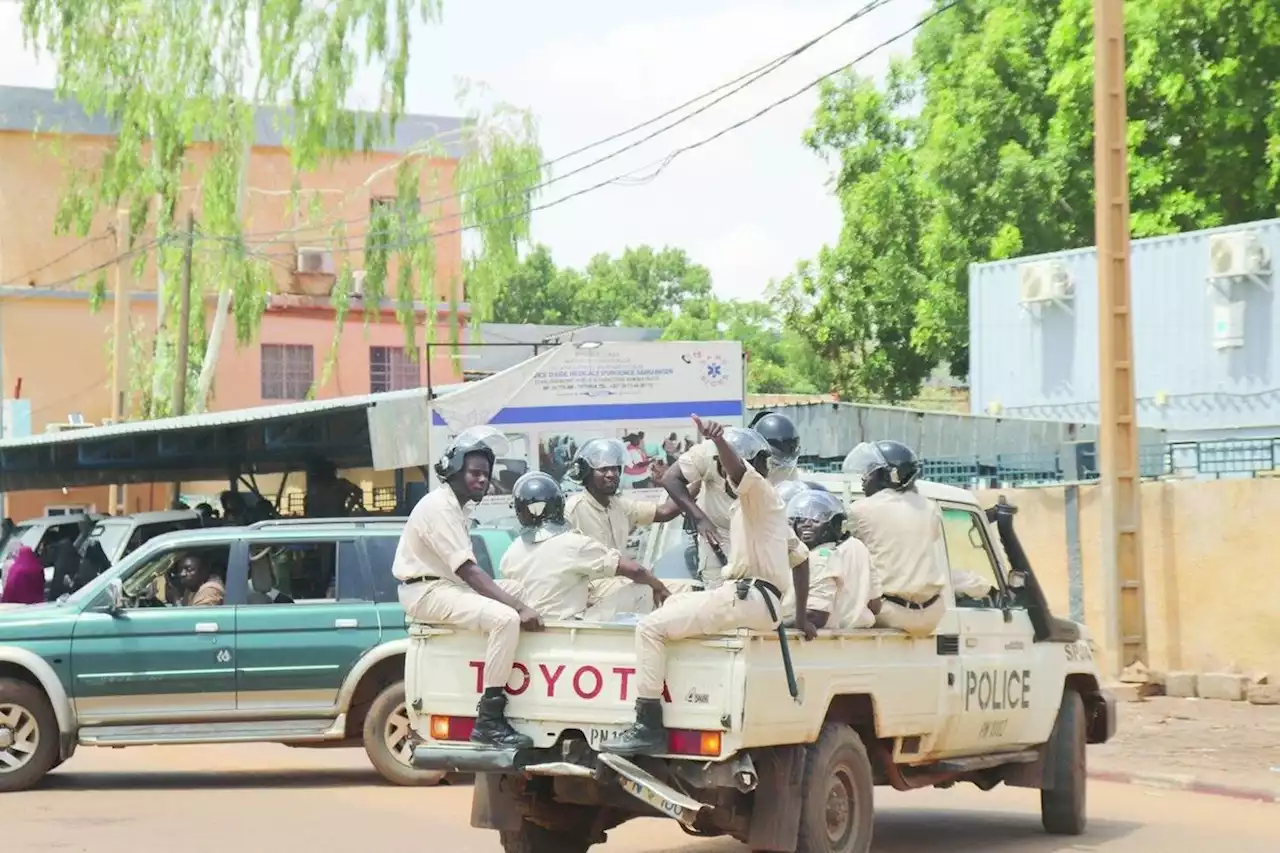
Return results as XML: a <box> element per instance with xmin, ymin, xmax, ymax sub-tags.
<box><xmin>447</xmin><ymin>426</ymin><xmax>510</xmax><ymax>460</ymax></box>
<box><xmin>576</xmin><ymin>438</ymin><xmax>628</xmax><ymax>470</ymax></box>
<box><xmin>723</xmin><ymin>427</ymin><xmax>772</xmax><ymax>462</ymax></box>
<box><xmin>841</xmin><ymin>442</ymin><xmax>889</xmax><ymax>479</ymax></box>
<box><xmin>786</xmin><ymin>490</ymin><xmax>844</xmax><ymax>524</ymax></box>
<box><xmin>774</xmin><ymin>480</ymin><xmax>809</xmax><ymax>507</ymax></box>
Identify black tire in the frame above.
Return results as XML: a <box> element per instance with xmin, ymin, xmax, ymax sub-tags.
<box><xmin>500</xmin><ymin>820</ymin><xmax>592</xmax><ymax>853</ymax></box>
<box><xmin>795</xmin><ymin>724</ymin><xmax>875</xmax><ymax>853</ymax></box>
<box><xmin>0</xmin><ymin>677</ymin><xmax>60</xmax><ymax>793</ymax></box>
<box><xmin>1041</xmin><ymin>689</ymin><xmax>1087</xmax><ymax>835</ymax></box>
<box><xmin>362</xmin><ymin>681</ymin><xmax>446</xmax><ymax>787</ymax></box>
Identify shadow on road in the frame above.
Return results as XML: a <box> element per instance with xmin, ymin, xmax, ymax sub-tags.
<box><xmin>37</xmin><ymin>768</ymin><xmax>474</xmax><ymax>793</ymax></box>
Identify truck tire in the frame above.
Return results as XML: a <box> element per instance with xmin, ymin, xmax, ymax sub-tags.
<box><xmin>0</xmin><ymin>677</ymin><xmax>60</xmax><ymax>793</ymax></box>
<box><xmin>1041</xmin><ymin>689</ymin><xmax>1087</xmax><ymax>835</ymax></box>
<box><xmin>795</xmin><ymin>724</ymin><xmax>874</xmax><ymax>853</ymax></box>
<box><xmin>362</xmin><ymin>681</ymin><xmax>446</xmax><ymax>787</ymax></box>
<box><xmin>500</xmin><ymin>821</ymin><xmax>592</xmax><ymax>853</ymax></box>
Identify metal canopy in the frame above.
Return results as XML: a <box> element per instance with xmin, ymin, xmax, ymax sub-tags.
<box><xmin>0</xmin><ymin>387</ymin><xmax>444</xmax><ymax>491</ymax></box>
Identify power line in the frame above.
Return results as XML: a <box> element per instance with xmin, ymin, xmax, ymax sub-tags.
<box><xmin>0</xmin><ymin>232</ymin><xmax>111</xmax><ymax>288</ymax></box>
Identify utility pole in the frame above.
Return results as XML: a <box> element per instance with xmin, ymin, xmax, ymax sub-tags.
<box><xmin>1093</xmin><ymin>0</ymin><xmax>1147</xmax><ymax>676</ymax></box>
<box><xmin>170</xmin><ymin>210</ymin><xmax>195</xmax><ymax>505</ymax></box>
<box><xmin>108</xmin><ymin>209</ymin><xmax>132</xmax><ymax>516</ymax></box>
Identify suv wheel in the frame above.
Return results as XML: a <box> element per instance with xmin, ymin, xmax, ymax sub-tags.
<box><xmin>362</xmin><ymin>681</ymin><xmax>445</xmax><ymax>787</ymax></box>
<box><xmin>796</xmin><ymin>723</ymin><xmax>874</xmax><ymax>853</ymax></box>
<box><xmin>0</xmin><ymin>678</ymin><xmax>59</xmax><ymax>793</ymax></box>
<box><xmin>1041</xmin><ymin>689</ymin><xmax>1087</xmax><ymax>835</ymax></box>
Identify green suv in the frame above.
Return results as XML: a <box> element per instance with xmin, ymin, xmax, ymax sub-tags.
<box><xmin>0</xmin><ymin>517</ymin><xmax>516</xmax><ymax>792</ymax></box>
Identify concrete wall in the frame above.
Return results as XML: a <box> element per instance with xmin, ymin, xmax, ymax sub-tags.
<box><xmin>976</xmin><ymin>478</ymin><xmax>1280</xmax><ymax>679</ymax></box>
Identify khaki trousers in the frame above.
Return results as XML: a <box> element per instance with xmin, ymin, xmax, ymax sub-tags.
<box><xmin>634</xmin><ymin>582</ymin><xmax>777</xmax><ymax>698</ymax></box>
<box><xmin>581</xmin><ymin>577</ymin><xmax>704</xmax><ymax>621</ymax></box>
<box><xmin>696</xmin><ymin>534</ymin><xmax>732</xmax><ymax>589</ymax></box>
<box><xmin>401</xmin><ymin>581</ymin><xmax>520</xmax><ymax>689</ymax></box>
<box><xmin>873</xmin><ymin>595</ymin><xmax>945</xmax><ymax>637</ymax></box>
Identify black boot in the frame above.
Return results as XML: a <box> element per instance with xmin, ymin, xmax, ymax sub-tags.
<box><xmin>603</xmin><ymin>698</ymin><xmax>667</xmax><ymax>756</ymax></box>
<box><xmin>470</xmin><ymin>688</ymin><xmax>534</xmax><ymax>749</ymax></box>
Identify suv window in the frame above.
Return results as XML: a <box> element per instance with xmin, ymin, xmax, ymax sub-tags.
<box><xmin>122</xmin><ymin>544</ymin><xmax>233</xmax><ymax>608</ymax></box>
<box><xmin>245</xmin><ymin>540</ymin><xmax>365</xmax><ymax>604</ymax></box>
<box><xmin>940</xmin><ymin>507</ymin><xmax>1002</xmax><ymax>607</ymax></box>
<box><xmin>364</xmin><ymin>529</ymin><xmax>513</xmax><ymax>604</ymax></box>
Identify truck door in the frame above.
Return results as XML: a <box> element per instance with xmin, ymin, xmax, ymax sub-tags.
<box><xmin>934</xmin><ymin>504</ymin><xmax>1039</xmax><ymax>754</ymax></box>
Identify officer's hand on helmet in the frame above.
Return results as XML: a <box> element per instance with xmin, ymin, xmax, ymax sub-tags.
<box><xmin>795</xmin><ymin>614</ymin><xmax>818</xmax><ymax>641</ymax></box>
<box><xmin>691</xmin><ymin>415</ymin><xmax>723</xmax><ymax>441</ymax></box>
<box><xmin>517</xmin><ymin>605</ymin><xmax>545</xmax><ymax>632</ymax></box>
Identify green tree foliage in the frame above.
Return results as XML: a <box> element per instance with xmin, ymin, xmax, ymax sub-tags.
<box><xmin>493</xmin><ymin>244</ymin><xmax>824</xmax><ymax>394</ymax></box>
<box><xmin>22</xmin><ymin>0</ymin><xmax>543</xmax><ymax>416</ymax></box>
<box><xmin>783</xmin><ymin>0</ymin><xmax>1280</xmax><ymax>401</ymax></box>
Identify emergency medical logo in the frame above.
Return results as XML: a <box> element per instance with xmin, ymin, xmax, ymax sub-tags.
<box><xmin>692</xmin><ymin>351</ymin><xmax>729</xmax><ymax>387</ymax></box>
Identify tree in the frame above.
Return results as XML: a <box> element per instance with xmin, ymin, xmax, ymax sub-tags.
<box><xmin>22</xmin><ymin>0</ymin><xmax>543</xmax><ymax>416</ymax></box>
<box><xmin>788</xmin><ymin>0</ymin><xmax>1280</xmax><ymax>399</ymax></box>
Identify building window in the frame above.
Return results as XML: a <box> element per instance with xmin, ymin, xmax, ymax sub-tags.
<box><xmin>261</xmin><ymin>344</ymin><xmax>315</xmax><ymax>400</ymax></box>
<box><xmin>370</xmin><ymin>346</ymin><xmax>420</xmax><ymax>393</ymax></box>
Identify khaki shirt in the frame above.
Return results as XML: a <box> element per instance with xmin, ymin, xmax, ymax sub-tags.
<box><xmin>565</xmin><ymin>491</ymin><xmax>658</xmax><ymax>551</ymax></box>
<box><xmin>392</xmin><ymin>486</ymin><xmax>476</xmax><ymax>586</ymax></box>
<box><xmin>952</xmin><ymin>570</ymin><xmax>995</xmax><ymax>600</ymax></box>
<box><xmin>500</xmin><ymin>530</ymin><xmax>621</xmax><ymax>620</ymax></box>
<box><xmin>721</xmin><ymin>465</ymin><xmax>800</xmax><ymax>594</ymax></box>
<box><xmin>186</xmin><ymin>576</ymin><xmax>225</xmax><ymax>608</ymax></box>
<box><xmin>783</xmin><ymin>538</ymin><xmax>876</xmax><ymax>629</ymax></box>
<box><xmin>849</xmin><ymin>489</ymin><xmax>947</xmax><ymax>602</ymax></box>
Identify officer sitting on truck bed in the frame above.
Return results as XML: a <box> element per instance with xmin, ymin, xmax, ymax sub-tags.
<box><xmin>501</xmin><ymin>471</ymin><xmax>671</xmax><ymax>620</ymax></box>
<box><xmin>843</xmin><ymin>440</ymin><xmax>948</xmax><ymax>637</ymax></box>
<box><xmin>781</xmin><ymin>488</ymin><xmax>878</xmax><ymax>630</ymax></box>
<box><xmin>605</xmin><ymin>417</ymin><xmax>817</xmax><ymax>757</ymax></box>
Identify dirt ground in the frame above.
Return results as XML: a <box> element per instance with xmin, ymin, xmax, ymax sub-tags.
<box><xmin>1091</xmin><ymin>696</ymin><xmax>1280</xmax><ymax>792</ymax></box>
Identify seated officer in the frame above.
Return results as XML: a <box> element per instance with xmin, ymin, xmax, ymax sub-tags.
<box><xmin>782</xmin><ymin>489</ymin><xmax>878</xmax><ymax>630</ymax></box>
<box><xmin>500</xmin><ymin>472</ymin><xmax>670</xmax><ymax>621</ymax></box>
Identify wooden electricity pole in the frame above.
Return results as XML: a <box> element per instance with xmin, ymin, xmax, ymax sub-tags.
<box><xmin>1093</xmin><ymin>0</ymin><xmax>1147</xmax><ymax>675</ymax></box>
<box><xmin>170</xmin><ymin>210</ymin><xmax>195</xmax><ymax>504</ymax></box>
<box><xmin>108</xmin><ymin>209</ymin><xmax>132</xmax><ymax>516</ymax></box>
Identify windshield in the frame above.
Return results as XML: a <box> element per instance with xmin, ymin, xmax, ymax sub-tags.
<box><xmin>88</xmin><ymin>522</ymin><xmax>131</xmax><ymax>563</ymax></box>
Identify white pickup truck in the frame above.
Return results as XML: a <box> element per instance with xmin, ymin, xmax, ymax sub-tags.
<box><xmin>405</xmin><ymin>481</ymin><xmax>1115</xmax><ymax>853</ymax></box>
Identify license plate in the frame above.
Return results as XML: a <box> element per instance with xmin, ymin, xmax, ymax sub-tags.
<box><xmin>586</xmin><ymin>726</ymin><xmax>628</xmax><ymax>749</ymax></box>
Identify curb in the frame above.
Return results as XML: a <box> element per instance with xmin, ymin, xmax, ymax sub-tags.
<box><xmin>1089</xmin><ymin>769</ymin><xmax>1280</xmax><ymax>804</ymax></box>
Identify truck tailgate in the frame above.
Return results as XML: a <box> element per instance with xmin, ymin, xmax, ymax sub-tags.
<box><xmin>407</xmin><ymin>622</ymin><xmax>743</xmax><ymax>754</ymax></box>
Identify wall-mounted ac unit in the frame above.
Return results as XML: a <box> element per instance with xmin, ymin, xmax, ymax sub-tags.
<box><xmin>1018</xmin><ymin>261</ymin><xmax>1074</xmax><ymax>305</ymax></box>
<box><xmin>44</xmin><ymin>422</ymin><xmax>95</xmax><ymax>434</ymax></box>
<box><xmin>352</xmin><ymin>270</ymin><xmax>367</xmax><ymax>297</ymax></box>
<box><xmin>296</xmin><ymin>247</ymin><xmax>336</xmax><ymax>275</ymax></box>
<box><xmin>1208</xmin><ymin>231</ymin><xmax>1270</xmax><ymax>279</ymax></box>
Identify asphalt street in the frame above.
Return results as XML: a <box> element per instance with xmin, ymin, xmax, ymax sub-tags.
<box><xmin>3</xmin><ymin>744</ymin><xmax>1278</xmax><ymax>852</ymax></box>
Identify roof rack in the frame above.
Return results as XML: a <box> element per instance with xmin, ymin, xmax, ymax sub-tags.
<box><xmin>248</xmin><ymin>516</ymin><xmax>408</xmax><ymax>529</ymax></box>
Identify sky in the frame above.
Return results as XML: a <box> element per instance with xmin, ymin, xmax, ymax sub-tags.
<box><xmin>0</xmin><ymin>0</ymin><xmax>930</xmax><ymax>302</ymax></box>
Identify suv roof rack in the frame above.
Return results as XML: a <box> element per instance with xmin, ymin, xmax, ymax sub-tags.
<box><xmin>248</xmin><ymin>516</ymin><xmax>409</xmax><ymax>529</ymax></box>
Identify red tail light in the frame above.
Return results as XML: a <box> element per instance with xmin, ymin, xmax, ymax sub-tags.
<box><xmin>429</xmin><ymin>715</ymin><xmax>476</xmax><ymax>742</ymax></box>
<box><xmin>666</xmin><ymin>729</ymin><xmax>722</xmax><ymax>757</ymax></box>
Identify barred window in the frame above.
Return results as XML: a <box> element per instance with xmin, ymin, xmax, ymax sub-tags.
<box><xmin>261</xmin><ymin>344</ymin><xmax>314</xmax><ymax>400</ymax></box>
<box><xmin>370</xmin><ymin>346</ymin><xmax>420</xmax><ymax>393</ymax></box>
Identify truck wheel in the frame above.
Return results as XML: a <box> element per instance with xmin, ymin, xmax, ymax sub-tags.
<box><xmin>0</xmin><ymin>677</ymin><xmax>59</xmax><ymax>793</ymax></box>
<box><xmin>1041</xmin><ymin>689</ymin><xmax>1087</xmax><ymax>835</ymax></box>
<box><xmin>362</xmin><ymin>681</ymin><xmax>446</xmax><ymax>787</ymax></box>
<box><xmin>500</xmin><ymin>821</ymin><xmax>592</xmax><ymax>853</ymax></box>
<box><xmin>796</xmin><ymin>724</ymin><xmax>874</xmax><ymax>853</ymax></box>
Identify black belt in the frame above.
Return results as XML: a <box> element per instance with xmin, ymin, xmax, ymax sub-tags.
<box><xmin>733</xmin><ymin>578</ymin><xmax>798</xmax><ymax>701</ymax></box>
<box><xmin>882</xmin><ymin>593</ymin><xmax>940</xmax><ymax>610</ymax></box>
<box><xmin>400</xmin><ymin>576</ymin><xmax>442</xmax><ymax>586</ymax></box>
<box><xmin>734</xmin><ymin>578</ymin><xmax>783</xmax><ymax>603</ymax></box>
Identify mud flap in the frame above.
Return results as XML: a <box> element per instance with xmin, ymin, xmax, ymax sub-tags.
<box><xmin>597</xmin><ymin>753</ymin><xmax>711</xmax><ymax>829</ymax></box>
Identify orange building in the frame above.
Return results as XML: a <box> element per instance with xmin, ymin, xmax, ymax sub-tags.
<box><xmin>0</xmin><ymin>85</ymin><xmax>469</xmax><ymax>520</ymax></box>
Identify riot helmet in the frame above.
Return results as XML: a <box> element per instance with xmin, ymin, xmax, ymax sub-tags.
<box><xmin>842</xmin><ymin>440</ymin><xmax>920</xmax><ymax>497</ymax></box>
<box><xmin>571</xmin><ymin>438</ymin><xmax>628</xmax><ymax>495</ymax></box>
<box><xmin>786</xmin><ymin>489</ymin><xmax>847</xmax><ymax>547</ymax></box>
<box><xmin>511</xmin><ymin>471</ymin><xmax>567</xmax><ymax>531</ymax></box>
<box><xmin>774</xmin><ymin>480</ymin><xmax>810</xmax><ymax>508</ymax></box>
<box><xmin>721</xmin><ymin>427</ymin><xmax>772</xmax><ymax>475</ymax></box>
<box><xmin>434</xmin><ymin>426</ymin><xmax>509</xmax><ymax>482</ymax></box>
<box><xmin>751</xmin><ymin>411</ymin><xmax>802</xmax><ymax>474</ymax></box>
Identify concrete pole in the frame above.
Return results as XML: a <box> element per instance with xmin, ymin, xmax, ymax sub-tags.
<box><xmin>108</xmin><ymin>209</ymin><xmax>132</xmax><ymax>515</ymax></box>
<box><xmin>170</xmin><ymin>209</ymin><xmax>195</xmax><ymax>504</ymax></box>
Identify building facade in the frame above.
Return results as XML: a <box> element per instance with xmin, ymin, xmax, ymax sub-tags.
<box><xmin>0</xmin><ymin>85</ymin><xmax>469</xmax><ymax>519</ymax></box>
<box><xmin>969</xmin><ymin>217</ymin><xmax>1280</xmax><ymax>442</ymax></box>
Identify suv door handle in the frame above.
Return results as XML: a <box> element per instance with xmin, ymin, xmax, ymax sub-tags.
<box><xmin>334</xmin><ymin>618</ymin><xmax>358</xmax><ymax>629</ymax></box>
<box><xmin>195</xmin><ymin>622</ymin><xmax>219</xmax><ymax>634</ymax></box>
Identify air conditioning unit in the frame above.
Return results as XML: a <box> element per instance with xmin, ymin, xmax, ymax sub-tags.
<box><xmin>1018</xmin><ymin>261</ymin><xmax>1074</xmax><ymax>305</ymax></box>
<box><xmin>45</xmin><ymin>422</ymin><xmax>95</xmax><ymax>434</ymax></box>
<box><xmin>352</xmin><ymin>270</ymin><xmax>366</xmax><ymax>298</ymax></box>
<box><xmin>1208</xmin><ymin>231</ymin><xmax>1270</xmax><ymax>279</ymax></box>
<box><xmin>296</xmin><ymin>247</ymin><xmax>336</xmax><ymax>275</ymax></box>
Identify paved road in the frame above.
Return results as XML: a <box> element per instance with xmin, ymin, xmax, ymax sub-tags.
<box><xmin>6</xmin><ymin>745</ymin><xmax>1279</xmax><ymax>852</ymax></box>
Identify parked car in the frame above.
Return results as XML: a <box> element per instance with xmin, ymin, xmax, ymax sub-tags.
<box><xmin>0</xmin><ymin>514</ymin><xmax>99</xmax><ymax>593</ymax></box>
<box><xmin>86</xmin><ymin>510</ymin><xmax>205</xmax><ymax>564</ymax></box>
<box><xmin>0</xmin><ymin>517</ymin><xmax>516</xmax><ymax>791</ymax></box>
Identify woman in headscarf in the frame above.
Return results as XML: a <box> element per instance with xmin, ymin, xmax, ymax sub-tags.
<box><xmin>1</xmin><ymin>545</ymin><xmax>46</xmax><ymax>605</ymax></box>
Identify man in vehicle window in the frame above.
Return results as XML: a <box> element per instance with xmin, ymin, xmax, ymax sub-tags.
<box><xmin>606</xmin><ymin>417</ymin><xmax>816</xmax><ymax>757</ymax></box>
<box><xmin>392</xmin><ymin>427</ymin><xmax>544</xmax><ymax>749</ymax></box>
<box><xmin>179</xmin><ymin>554</ymin><xmax>225</xmax><ymax>607</ymax></box>
<box><xmin>502</xmin><ymin>472</ymin><xmax>670</xmax><ymax>620</ymax></box>
<box><xmin>782</xmin><ymin>489</ymin><xmax>878</xmax><ymax>630</ymax></box>
<box><xmin>662</xmin><ymin>411</ymin><xmax>808</xmax><ymax>588</ymax></box>
<box><xmin>843</xmin><ymin>440</ymin><xmax>948</xmax><ymax>636</ymax></box>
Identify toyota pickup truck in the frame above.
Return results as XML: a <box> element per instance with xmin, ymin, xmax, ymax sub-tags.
<box><xmin>405</xmin><ymin>482</ymin><xmax>1115</xmax><ymax>853</ymax></box>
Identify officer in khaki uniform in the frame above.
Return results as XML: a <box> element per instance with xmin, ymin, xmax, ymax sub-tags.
<box><xmin>843</xmin><ymin>439</ymin><xmax>948</xmax><ymax>637</ymax></box>
<box><xmin>501</xmin><ymin>472</ymin><xmax>669</xmax><ymax>620</ymax></box>
<box><xmin>605</xmin><ymin>418</ymin><xmax>817</xmax><ymax>756</ymax></box>
<box><xmin>393</xmin><ymin>427</ymin><xmax>544</xmax><ymax>748</ymax></box>
<box><xmin>662</xmin><ymin>412</ymin><xmax>809</xmax><ymax>588</ymax></box>
<box><xmin>781</xmin><ymin>489</ymin><xmax>878</xmax><ymax>630</ymax></box>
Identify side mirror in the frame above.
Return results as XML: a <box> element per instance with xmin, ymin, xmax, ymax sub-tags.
<box><xmin>1007</xmin><ymin>569</ymin><xmax>1029</xmax><ymax>590</ymax></box>
<box><xmin>104</xmin><ymin>578</ymin><xmax>124</xmax><ymax>615</ymax></box>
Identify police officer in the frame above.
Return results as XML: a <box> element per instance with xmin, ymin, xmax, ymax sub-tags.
<box><xmin>782</xmin><ymin>490</ymin><xmax>878</xmax><ymax>630</ymax></box>
<box><xmin>566</xmin><ymin>438</ymin><xmax>682</xmax><ymax>551</ymax></box>
<box><xmin>662</xmin><ymin>412</ymin><xmax>807</xmax><ymax>588</ymax></box>
<box><xmin>843</xmin><ymin>440</ymin><xmax>947</xmax><ymax>636</ymax></box>
<box><xmin>501</xmin><ymin>472</ymin><xmax>670</xmax><ymax>620</ymax></box>
<box><xmin>606</xmin><ymin>417</ymin><xmax>816</xmax><ymax>756</ymax></box>
<box><xmin>392</xmin><ymin>426</ymin><xmax>544</xmax><ymax>748</ymax></box>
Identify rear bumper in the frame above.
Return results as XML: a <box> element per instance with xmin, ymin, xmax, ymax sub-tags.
<box><xmin>412</xmin><ymin>743</ymin><xmax>524</xmax><ymax>773</ymax></box>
